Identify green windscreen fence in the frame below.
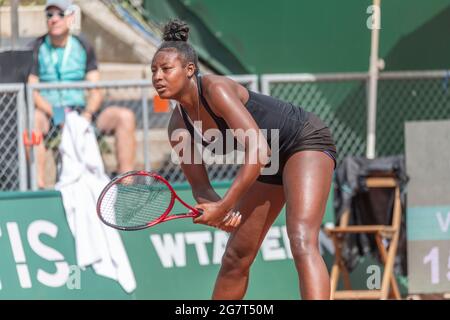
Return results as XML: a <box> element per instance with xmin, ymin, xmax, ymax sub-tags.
<box><xmin>0</xmin><ymin>185</ymin><xmax>407</xmax><ymax>299</ymax></box>
<box><xmin>142</xmin><ymin>0</ymin><xmax>450</xmax><ymax>74</ymax></box>
<box><xmin>267</xmin><ymin>79</ymin><xmax>367</xmax><ymax>163</ymax></box>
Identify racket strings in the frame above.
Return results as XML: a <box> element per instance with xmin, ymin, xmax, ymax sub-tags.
<box><xmin>99</xmin><ymin>175</ymin><xmax>173</xmax><ymax>228</ymax></box>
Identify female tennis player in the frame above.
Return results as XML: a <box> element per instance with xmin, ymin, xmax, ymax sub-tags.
<box><xmin>151</xmin><ymin>19</ymin><xmax>337</xmax><ymax>300</ymax></box>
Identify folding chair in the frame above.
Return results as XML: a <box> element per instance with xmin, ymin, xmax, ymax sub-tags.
<box><xmin>325</xmin><ymin>174</ymin><xmax>402</xmax><ymax>300</ymax></box>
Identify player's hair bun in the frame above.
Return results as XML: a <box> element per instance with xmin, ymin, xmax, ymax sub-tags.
<box><xmin>163</xmin><ymin>19</ymin><xmax>189</xmax><ymax>42</ymax></box>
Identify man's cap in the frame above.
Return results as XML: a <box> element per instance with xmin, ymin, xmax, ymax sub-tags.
<box><xmin>45</xmin><ymin>0</ymin><xmax>74</xmax><ymax>12</ymax></box>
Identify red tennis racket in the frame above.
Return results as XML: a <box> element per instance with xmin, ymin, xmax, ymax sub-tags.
<box><xmin>96</xmin><ymin>171</ymin><xmax>202</xmax><ymax>231</ymax></box>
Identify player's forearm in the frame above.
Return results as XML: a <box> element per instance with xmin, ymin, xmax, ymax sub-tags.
<box><xmin>193</xmin><ymin>186</ymin><xmax>222</xmax><ymax>204</ymax></box>
<box><xmin>219</xmin><ymin>141</ymin><xmax>269</xmax><ymax>211</ymax></box>
<box><xmin>219</xmin><ymin>163</ymin><xmax>262</xmax><ymax>211</ymax></box>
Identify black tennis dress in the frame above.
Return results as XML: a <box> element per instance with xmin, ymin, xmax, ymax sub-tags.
<box><xmin>178</xmin><ymin>74</ymin><xmax>337</xmax><ymax>185</ymax></box>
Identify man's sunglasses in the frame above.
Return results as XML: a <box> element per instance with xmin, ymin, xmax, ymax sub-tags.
<box><xmin>45</xmin><ymin>11</ymin><xmax>66</xmax><ymax>20</ymax></box>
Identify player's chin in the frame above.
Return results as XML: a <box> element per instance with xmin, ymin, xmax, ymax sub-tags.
<box><xmin>155</xmin><ymin>88</ymin><xmax>171</xmax><ymax>99</ymax></box>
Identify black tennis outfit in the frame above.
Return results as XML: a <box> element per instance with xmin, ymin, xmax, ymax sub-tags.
<box><xmin>178</xmin><ymin>74</ymin><xmax>337</xmax><ymax>185</ymax></box>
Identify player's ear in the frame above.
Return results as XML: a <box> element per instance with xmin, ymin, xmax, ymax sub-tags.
<box><xmin>186</xmin><ymin>62</ymin><xmax>196</xmax><ymax>78</ymax></box>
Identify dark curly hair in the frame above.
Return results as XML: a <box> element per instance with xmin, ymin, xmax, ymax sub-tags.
<box><xmin>156</xmin><ymin>19</ymin><xmax>199</xmax><ymax>74</ymax></box>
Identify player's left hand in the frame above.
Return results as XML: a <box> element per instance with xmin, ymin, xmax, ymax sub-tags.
<box><xmin>218</xmin><ymin>210</ymin><xmax>242</xmax><ymax>233</ymax></box>
<box><xmin>193</xmin><ymin>202</ymin><xmax>241</xmax><ymax>231</ymax></box>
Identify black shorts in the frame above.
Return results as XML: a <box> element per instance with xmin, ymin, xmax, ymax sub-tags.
<box><xmin>256</xmin><ymin>112</ymin><xmax>337</xmax><ymax>185</ymax></box>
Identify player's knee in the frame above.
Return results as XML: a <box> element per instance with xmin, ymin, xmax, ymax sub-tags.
<box><xmin>221</xmin><ymin>246</ymin><xmax>254</xmax><ymax>274</ymax></box>
<box><xmin>287</xmin><ymin>227</ymin><xmax>319</xmax><ymax>258</ymax></box>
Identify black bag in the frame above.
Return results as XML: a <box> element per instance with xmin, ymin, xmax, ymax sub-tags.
<box><xmin>333</xmin><ymin>155</ymin><xmax>409</xmax><ymax>276</ymax></box>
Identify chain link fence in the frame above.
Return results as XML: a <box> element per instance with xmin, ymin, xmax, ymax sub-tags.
<box><xmin>0</xmin><ymin>84</ymin><xmax>27</xmax><ymax>191</ymax></box>
<box><xmin>26</xmin><ymin>76</ymin><xmax>258</xmax><ymax>188</ymax></box>
<box><xmin>261</xmin><ymin>73</ymin><xmax>369</xmax><ymax>165</ymax></box>
<box><xmin>27</xmin><ymin>80</ymin><xmax>156</xmax><ymax>190</ymax></box>
<box><xmin>261</xmin><ymin>71</ymin><xmax>450</xmax><ymax>164</ymax></box>
<box><xmin>377</xmin><ymin>71</ymin><xmax>450</xmax><ymax>156</ymax></box>
<box><xmin>2</xmin><ymin>71</ymin><xmax>449</xmax><ymax>190</ymax></box>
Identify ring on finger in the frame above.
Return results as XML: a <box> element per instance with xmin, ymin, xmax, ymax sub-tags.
<box><xmin>223</xmin><ymin>212</ymin><xmax>232</xmax><ymax>222</ymax></box>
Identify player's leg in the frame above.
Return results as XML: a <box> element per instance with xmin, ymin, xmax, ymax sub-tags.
<box><xmin>282</xmin><ymin>150</ymin><xmax>334</xmax><ymax>299</ymax></box>
<box><xmin>213</xmin><ymin>180</ymin><xmax>285</xmax><ymax>299</ymax></box>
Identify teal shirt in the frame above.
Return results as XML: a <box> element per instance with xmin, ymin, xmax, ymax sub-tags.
<box><xmin>38</xmin><ymin>35</ymin><xmax>87</xmax><ymax>108</ymax></box>
<box><xmin>30</xmin><ymin>34</ymin><xmax>98</xmax><ymax>124</ymax></box>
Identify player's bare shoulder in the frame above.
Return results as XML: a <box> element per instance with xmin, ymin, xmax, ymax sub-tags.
<box><xmin>201</xmin><ymin>74</ymin><xmax>249</xmax><ymax>105</ymax></box>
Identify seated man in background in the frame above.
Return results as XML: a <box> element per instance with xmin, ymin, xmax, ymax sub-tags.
<box><xmin>28</xmin><ymin>0</ymin><xmax>136</xmax><ymax>188</ymax></box>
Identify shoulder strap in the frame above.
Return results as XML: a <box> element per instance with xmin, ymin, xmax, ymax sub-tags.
<box><xmin>178</xmin><ymin>104</ymin><xmax>194</xmax><ymax>134</ymax></box>
<box><xmin>177</xmin><ymin>104</ymin><xmax>211</xmax><ymax>147</ymax></box>
<box><xmin>196</xmin><ymin>74</ymin><xmax>229</xmax><ymax>130</ymax></box>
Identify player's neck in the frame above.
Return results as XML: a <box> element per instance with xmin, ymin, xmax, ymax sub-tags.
<box><xmin>177</xmin><ymin>79</ymin><xmax>199</xmax><ymax>113</ymax></box>
<box><xmin>50</xmin><ymin>33</ymin><xmax>70</xmax><ymax>48</ymax></box>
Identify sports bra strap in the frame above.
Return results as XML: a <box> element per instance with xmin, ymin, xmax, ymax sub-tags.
<box><xmin>196</xmin><ymin>74</ymin><xmax>228</xmax><ymax>130</ymax></box>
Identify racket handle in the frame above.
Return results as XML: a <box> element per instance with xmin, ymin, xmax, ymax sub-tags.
<box><xmin>172</xmin><ymin>209</ymin><xmax>202</xmax><ymax>217</ymax></box>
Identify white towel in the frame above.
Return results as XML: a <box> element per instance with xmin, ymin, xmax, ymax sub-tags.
<box><xmin>55</xmin><ymin>111</ymin><xmax>136</xmax><ymax>293</ymax></box>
